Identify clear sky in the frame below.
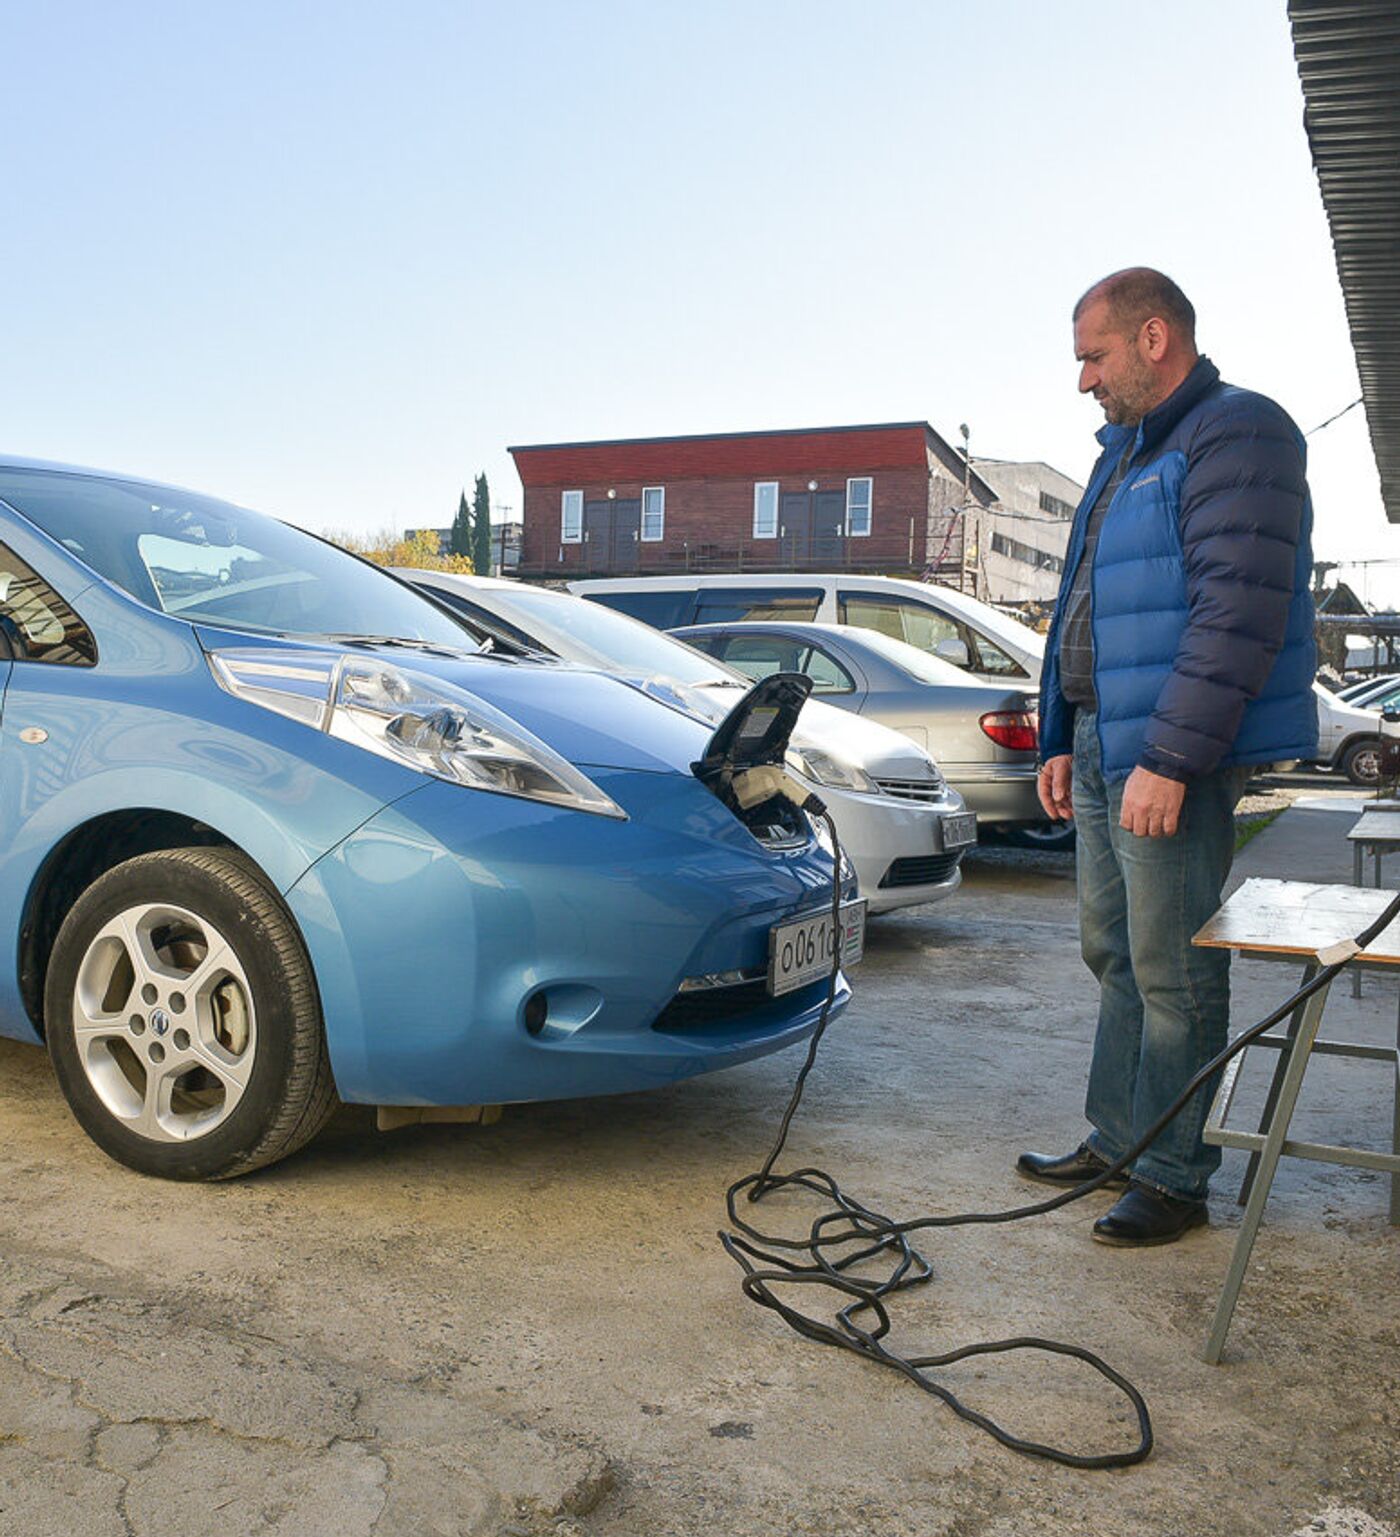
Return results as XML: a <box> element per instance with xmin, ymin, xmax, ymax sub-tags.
<box><xmin>6</xmin><ymin>1</ymin><xmax>1398</xmax><ymax>603</ymax></box>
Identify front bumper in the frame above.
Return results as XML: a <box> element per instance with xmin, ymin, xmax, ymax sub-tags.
<box><xmin>819</xmin><ymin>782</ymin><xmax>971</xmax><ymax>914</ymax></box>
<box><xmin>286</xmin><ymin>767</ymin><xmax>852</xmax><ymax>1105</ymax></box>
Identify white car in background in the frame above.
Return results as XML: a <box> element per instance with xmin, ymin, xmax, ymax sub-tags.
<box><xmin>566</xmin><ymin>572</ymin><xmax>1046</xmax><ymax>686</ymax></box>
<box><xmin>399</xmin><ymin>570</ymin><xmax>978</xmax><ymax>914</ymax></box>
<box><xmin>1334</xmin><ymin>673</ymin><xmax>1400</xmax><ymax>709</ymax></box>
<box><xmin>1312</xmin><ymin>682</ymin><xmax>1386</xmax><ymax>784</ymax></box>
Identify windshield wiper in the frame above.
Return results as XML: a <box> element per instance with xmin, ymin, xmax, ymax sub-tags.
<box><xmin>319</xmin><ymin>633</ymin><xmax>479</xmax><ymax>658</ymax></box>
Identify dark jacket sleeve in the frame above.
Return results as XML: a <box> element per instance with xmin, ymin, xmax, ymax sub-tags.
<box><xmin>1138</xmin><ymin>393</ymin><xmax>1308</xmax><ymax>780</ymax></box>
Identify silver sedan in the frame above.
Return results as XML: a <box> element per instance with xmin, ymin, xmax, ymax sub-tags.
<box><xmin>670</xmin><ymin>620</ymin><xmax>1060</xmax><ymax>845</ymax></box>
<box><xmin>398</xmin><ymin>570</ymin><xmax>980</xmax><ymax>912</ymax></box>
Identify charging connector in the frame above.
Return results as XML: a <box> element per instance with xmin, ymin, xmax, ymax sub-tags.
<box><xmin>730</xmin><ymin>764</ymin><xmax>827</xmax><ymax>816</ymax></box>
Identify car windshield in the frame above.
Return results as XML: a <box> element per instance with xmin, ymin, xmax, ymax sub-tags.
<box><xmin>472</xmin><ymin>584</ymin><xmax>731</xmax><ymax>685</ymax></box>
<box><xmin>0</xmin><ymin>469</ymin><xmax>477</xmax><ymax>648</ymax></box>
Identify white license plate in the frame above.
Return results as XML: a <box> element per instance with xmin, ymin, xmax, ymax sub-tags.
<box><xmin>767</xmin><ymin>899</ymin><xmax>867</xmax><ymax>997</ymax></box>
<box><xmin>941</xmin><ymin>812</ymin><xmax>978</xmax><ymax>850</ymax></box>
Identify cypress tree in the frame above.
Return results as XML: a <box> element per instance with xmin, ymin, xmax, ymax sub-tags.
<box><xmin>449</xmin><ymin>491</ymin><xmax>472</xmax><ymax>559</ymax></box>
<box><xmin>472</xmin><ymin>473</ymin><xmax>492</xmax><ymax>576</ymax></box>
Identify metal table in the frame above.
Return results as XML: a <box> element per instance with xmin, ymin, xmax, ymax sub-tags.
<box><xmin>1192</xmin><ymin>878</ymin><xmax>1400</xmax><ymax>1363</ymax></box>
<box><xmin>1348</xmin><ymin>807</ymin><xmax>1400</xmax><ymax>890</ymax></box>
<box><xmin>1348</xmin><ymin>808</ymin><xmax>1400</xmax><ymax>997</ymax></box>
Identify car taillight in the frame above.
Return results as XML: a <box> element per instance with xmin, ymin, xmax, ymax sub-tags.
<box><xmin>980</xmin><ymin>711</ymin><xmax>1039</xmax><ymax>751</ymax></box>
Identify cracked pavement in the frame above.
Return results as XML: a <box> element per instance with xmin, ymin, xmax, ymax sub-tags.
<box><xmin>0</xmin><ymin>812</ymin><xmax>1397</xmax><ymax>1535</ymax></box>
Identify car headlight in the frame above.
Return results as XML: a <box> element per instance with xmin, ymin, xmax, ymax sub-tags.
<box><xmin>786</xmin><ymin>744</ymin><xmax>879</xmax><ymax>796</ymax></box>
<box><xmin>811</xmin><ymin>814</ymin><xmax>858</xmax><ymax>884</ymax></box>
<box><xmin>209</xmin><ymin>649</ymin><xmax>626</xmax><ymax>819</ymax></box>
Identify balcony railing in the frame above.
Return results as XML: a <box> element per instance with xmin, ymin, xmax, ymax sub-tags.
<box><xmin>516</xmin><ymin>528</ymin><xmax>970</xmax><ymax>585</ymax></box>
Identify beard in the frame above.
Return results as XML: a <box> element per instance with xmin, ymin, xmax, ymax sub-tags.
<box><xmin>1096</xmin><ymin>351</ymin><xmax>1160</xmax><ymax>426</ymax></box>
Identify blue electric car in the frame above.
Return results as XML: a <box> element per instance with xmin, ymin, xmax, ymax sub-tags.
<box><xmin>0</xmin><ymin>458</ymin><xmax>856</xmax><ymax>1179</ymax></box>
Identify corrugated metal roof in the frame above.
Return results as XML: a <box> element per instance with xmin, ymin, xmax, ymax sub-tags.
<box><xmin>1291</xmin><ymin>0</ymin><xmax>1400</xmax><ymax>521</ymax></box>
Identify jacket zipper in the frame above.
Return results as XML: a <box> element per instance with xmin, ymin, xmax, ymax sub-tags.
<box><xmin>1090</xmin><ymin>429</ymin><xmax>1140</xmax><ymax>768</ymax></box>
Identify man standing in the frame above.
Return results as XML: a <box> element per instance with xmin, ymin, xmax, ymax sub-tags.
<box><xmin>1019</xmin><ymin>268</ymin><xmax>1317</xmax><ymax>1245</ymax></box>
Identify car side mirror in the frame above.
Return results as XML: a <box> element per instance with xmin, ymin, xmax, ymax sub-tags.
<box><xmin>934</xmin><ymin>637</ymin><xmax>970</xmax><ymax>667</ymax></box>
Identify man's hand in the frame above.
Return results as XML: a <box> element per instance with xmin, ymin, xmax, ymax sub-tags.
<box><xmin>1037</xmin><ymin>755</ymin><xmax>1074</xmax><ymax>821</ymax></box>
<box><xmin>1119</xmin><ymin>766</ymin><xmax>1186</xmax><ymax>838</ymax></box>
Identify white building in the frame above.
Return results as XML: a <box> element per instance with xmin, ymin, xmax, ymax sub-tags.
<box><xmin>971</xmin><ymin>459</ymin><xmax>1084</xmax><ymax>606</ymax></box>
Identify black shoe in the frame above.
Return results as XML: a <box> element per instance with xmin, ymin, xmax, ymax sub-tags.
<box><xmin>1016</xmin><ymin>1142</ymin><xmax>1128</xmax><ymax>1187</ymax></box>
<box><xmin>1091</xmin><ymin>1183</ymin><xmax>1208</xmax><ymax>1247</ymax></box>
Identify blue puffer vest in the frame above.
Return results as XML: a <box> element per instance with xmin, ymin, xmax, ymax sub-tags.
<box><xmin>1040</xmin><ymin>357</ymin><xmax>1317</xmax><ymax>781</ymax></box>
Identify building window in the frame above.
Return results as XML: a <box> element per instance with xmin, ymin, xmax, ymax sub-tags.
<box><xmin>991</xmin><ymin>530</ymin><xmax>1064</xmax><ymax>575</ymax></box>
<box><xmin>846</xmin><ymin>477</ymin><xmax>872</xmax><ymax>537</ymax></box>
<box><xmin>641</xmin><ymin>486</ymin><xmax>665</xmax><ymax>542</ymax></box>
<box><xmin>753</xmin><ymin>481</ymin><xmax>779</xmax><ymax>539</ymax></box>
<box><xmin>561</xmin><ymin>489</ymin><xmax>583</xmax><ymax>543</ymax></box>
<box><xmin>1038</xmin><ymin>489</ymin><xmax>1078</xmax><ymax>520</ymax></box>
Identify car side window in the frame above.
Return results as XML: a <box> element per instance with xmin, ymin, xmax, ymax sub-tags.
<box><xmin>795</xmin><ymin>643</ymin><xmax>855</xmax><ymax>694</ymax></box>
<box><xmin>712</xmin><ymin>636</ymin><xmax>800</xmax><ymax>683</ymax></box>
<box><xmin>967</xmin><ymin>631</ymin><xmax>1027</xmax><ymax>678</ymax></box>
<box><xmin>838</xmin><ymin>591</ymin><xmax>1027</xmax><ymax>678</ymax></box>
<box><xmin>0</xmin><ymin>546</ymin><xmax>97</xmax><ymax>665</ymax></box>
<box><xmin>693</xmin><ymin>588</ymin><xmax>822</xmax><ymax>623</ymax></box>
<box><xmin>840</xmin><ymin>592</ymin><xmax>960</xmax><ymax>654</ymax></box>
<box><xmin>582</xmin><ymin>590</ymin><xmax>695</xmax><ymax>629</ymax></box>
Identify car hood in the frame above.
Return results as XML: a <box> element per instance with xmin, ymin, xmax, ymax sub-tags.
<box><xmin>194</xmin><ymin>628</ymin><xmax>712</xmax><ymax>775</ymax></box>
<box><xmin>794</xmin><ymin>698</ymin><xmax>942</xmax><ymax>778</ymax></box>
<box><xmin>602</xmin><ymin>675</ymin><xmax>944</xmax><ymax>780</ymax></box>
<box><xmin>1313</xmin><ymin>683</ymin><xmax>1380</xmax><ymax>729</ymax></box>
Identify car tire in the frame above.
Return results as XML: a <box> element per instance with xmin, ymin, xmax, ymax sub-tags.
<box><xmin>45</xmin><ymin>846</ymin><xmax>336</xmax><ymax>1180</ymax></box>
<box><xmin>1001</xmin><ymin>821</ymin><xmax>1077</xmax><ymax>852</ymax></box>
<box><xmin>1341</xmin><ymin>738</ymin><xmax>1383</xmax><ymax>787</ymax></box>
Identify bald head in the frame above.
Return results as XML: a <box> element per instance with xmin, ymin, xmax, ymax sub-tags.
<box><xmin>1074</xmin><ymin>268</ymin><xmax>1197</xmax><ymax>349</ymax></box>
<box><xmin>1072</xmin><ymin>268</ymin><xmax>1200</xmax><ymax>426</ymax></box>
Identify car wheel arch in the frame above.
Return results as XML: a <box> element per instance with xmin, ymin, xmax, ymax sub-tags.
<box><xmin>1339</xmin><ymin>735</ymin><xmax>1384</xmax><ymax>786</ymax></box>
<box><xmin>19</xmin><ymin>809</ymin><xmax>262</xmax><ymax>1036</ymax></box>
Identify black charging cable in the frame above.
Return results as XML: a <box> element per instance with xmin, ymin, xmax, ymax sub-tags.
<box><xmin>722</xmin><ymin>807</ymin><xmax>1400</xmax><ymax>1468</ymax></box>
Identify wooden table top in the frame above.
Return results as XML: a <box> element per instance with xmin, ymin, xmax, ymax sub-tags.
<box><xmin>1194</xmin><ymin>877</ymin><xmax>1400</xmax><ymax>964</ymax></box>
<box><xmin>1348</xmin><ymin>808</ymin><xmax>1400</xmax><ymax>844</ymax></box>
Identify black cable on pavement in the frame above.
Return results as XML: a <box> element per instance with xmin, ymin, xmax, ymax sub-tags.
<box><xmin>721</xmin><ymin>808</ymin><xmax>1400</xmax><ymax>1469</ymax></box>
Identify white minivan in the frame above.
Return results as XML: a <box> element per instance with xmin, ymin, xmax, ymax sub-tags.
<box><xmin>568</xmin><ymin>573</ymin><xmax>1045</xmax><ymax>688</ymax></box>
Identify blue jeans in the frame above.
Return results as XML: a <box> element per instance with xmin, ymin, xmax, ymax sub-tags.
<box><xmin>1073</xmin><ymin>711</ymin><xmax>1250</xmax><ymax>1201</ymax></box>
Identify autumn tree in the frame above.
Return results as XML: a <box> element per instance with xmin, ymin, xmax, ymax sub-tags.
<box><xmin>321</xmin><ymin>526</ymin><xmax>473</xmax><ymax>573</ymax></box>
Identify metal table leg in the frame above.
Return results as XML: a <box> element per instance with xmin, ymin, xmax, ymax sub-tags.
<box><xmin>1354</xmin><ymin>842</ymin><xmax>1367</xmax><ymax>998</ymax></box>
<box><xmin>1238</xmin><ymin>961</ymin><xmax>1318</xmax><ymax>1209</ymax></box>
<box><xmin>1393</xmin><ymin>988</ymin><xmax>1400</xmax><ymax>1227</ymax></box>
<box><xmin>1203</xmin><ymin>978</ymin><xmax>1333</xmax><ymax>1364</ymax></box>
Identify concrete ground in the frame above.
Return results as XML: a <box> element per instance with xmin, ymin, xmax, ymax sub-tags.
<box><xmin>1</xmin><ymin>785</ymin><xmax>1397</xmax><ymax>1536</ymax></box>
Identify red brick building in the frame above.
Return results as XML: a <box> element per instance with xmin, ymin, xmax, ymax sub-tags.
<box><xmin>508</xmin><ymin>422</ymin><xmax>997</xmax><ymax>584</ymax></box>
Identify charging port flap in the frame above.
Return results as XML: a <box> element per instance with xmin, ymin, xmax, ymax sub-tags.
<box><xmin>691</xmin><ymin>672</ymin><xmax>813</xmax><ymax>786</ymax></box>
<box><xmin>691</xmin><ymin>673</ymin><xmax>815</xmax><ymax>844</ymax></box>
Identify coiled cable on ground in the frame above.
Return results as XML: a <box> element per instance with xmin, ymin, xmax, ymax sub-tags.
<box><xmin>721</xmin><ymin>808</ymin><xmax>1400</xmax><ymax>1468</ymax></box>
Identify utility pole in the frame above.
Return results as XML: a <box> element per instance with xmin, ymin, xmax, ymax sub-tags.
<box><xmin>494</xmin><ymin>503</ymin><xmax>515</xmax><ymax>576</ymax></box>
<box><xmin>959</xmin><ymin>422</ymin><xmax>982</xmax><ymax>599</ymax></box>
